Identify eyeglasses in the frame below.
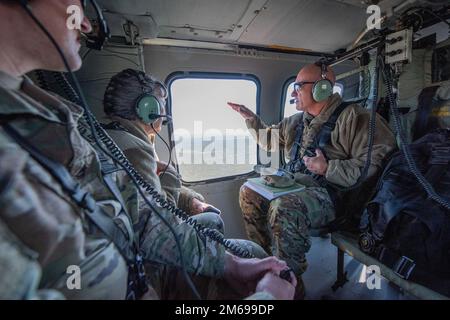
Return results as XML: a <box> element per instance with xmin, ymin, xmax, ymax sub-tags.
<box><xmin>293</xmin><ymin>81</ymin><xmax>315</xmax><ymax>92</ymax></box>
<box><xmin>155</xmin><ymin>81</ymin><xmax>168</xmax><ymax>99</ymax></box>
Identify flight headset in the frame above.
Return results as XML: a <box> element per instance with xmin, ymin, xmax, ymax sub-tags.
<box><xmin>8</xmin><ymin>0</ymin><xmax>296</xmax><ymax>299</ymax></box>
<box><xmin>131</xmin><ymin>69</ymin><xmax>172</xmax><ymax>124</ymax></box>
<box><xmin>6</xmin><ymin>0</ymin><xmax>111</xmax><ymax>50</ymax></box>
<box><xmin>289</xmin><ymin>60</ymin><xmax>334</xmax><ymax>104</ymax></box>
<box><xmin>312</xmin><ymin>61</ymin><xmax>334</xmax><ymax>102</ymax></box>
<box><xmin>130</xmin><ymin>69</ymin><xmax>173</xmax><ymax>178</ymax></box>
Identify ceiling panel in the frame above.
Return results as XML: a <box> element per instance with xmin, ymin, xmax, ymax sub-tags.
<box><xmin>238</xmin><ymin>0</ymin><xmax>368</xmax><ymax>52</ymax></box>
<box><xmin>98</xmin><ymin>0</ymin><xmax>421</xmax><ymax>53</ymax></box>
<box><xmin>99</xmin><ymin>0</ymin><xmax>259</xmax><ymax>32</ymax></box>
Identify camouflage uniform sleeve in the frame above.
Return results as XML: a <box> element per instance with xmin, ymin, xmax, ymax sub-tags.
<box><xmin>0</xmin><ymin>217</ymin><xmax>64</xmax><ymax>300</ymax></box>
<box><xmin>139</xmin><ymin>204</ymin><xmax>226</xmax><ymax>277</ymax></box>
<box><xmin>122</xmin><ymin>143</ymin><xmax>181</xmax><ymax>204</ymax></box>
<box><xmin>134</xmin><ymin>151</ymin><xmax>226</xmax><ymax>276</ymax></box>
<box><xmin>177</xmin><ymin>186</ymin><xmax>206</xmax><ymax>212</ymax></box>
<box><xmin>325</xmin><ymin>108</ymin><xmax>397</xmax><ymax>187</ymax></box>
<box><xmin>159</xmin><ymin>164</ymin><xmax>182</xmax><ymax>205</ymax></box>
<box><xmin>0</xmin><ymin>141</ymin><xmax>86</xmax><ymax>269</ymax></box>
<box><xmin>105</xmin><ymin>129</ymin><xmax>225</xmax><ymax>277</ymax></box>
<box><xmin>0</xmin><ymin>195</ymin><xmax>64</xmax><ymax>300</ymax></box>
<box><xmin>245</xmin><ymin>116</ymin><xmax>287</xmax><ymax>152</ymax></box>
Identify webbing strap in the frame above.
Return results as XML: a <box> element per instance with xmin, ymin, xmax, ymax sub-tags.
<box><xmin>286</xmin><ymin>101</ymin><xmax>352</xmax><ymax>175</ymax></box>
<box><xmin>316</xmin><ymin>102</ymin><xmax>352</xmax><ymax>151</ymax></box>
<box><xmin>2</xmin><ymin>123</ymin><xmax>136</xmax><ymax>263</ymax></box>
<box><xmin>287</xmin><ymin>114</ymin><xmax>305</xmax><ymax>172</ymax></box>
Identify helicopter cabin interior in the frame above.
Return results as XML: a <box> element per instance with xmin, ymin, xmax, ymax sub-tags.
<box><xmin>32</xmin><ymin>0</ymin><xmax>450</xmax><ymax>300</ymax></box>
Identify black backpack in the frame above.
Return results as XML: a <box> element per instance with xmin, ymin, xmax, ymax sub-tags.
<box><xmin>359</xmin><ymin>129</ymin><xmax>450</xmax><ymax>297</ymax></box>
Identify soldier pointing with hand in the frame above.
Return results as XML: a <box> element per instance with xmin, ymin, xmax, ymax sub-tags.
<box><xmin>229</xmin><ymin>62</ymin><xmax>397</xmax><ymax>299</ymax></box>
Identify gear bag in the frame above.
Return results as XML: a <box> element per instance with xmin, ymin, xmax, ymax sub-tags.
<box><xmin>359</xmin><ymin>129</ymin><xmax>450</xmax><ymax>297</ymax></box>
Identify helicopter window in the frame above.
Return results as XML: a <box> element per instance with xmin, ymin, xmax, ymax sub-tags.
<box><xmin>168</xmin><ymin>73</ymin><xmax>260</xmax><ymax>182</ymax></box>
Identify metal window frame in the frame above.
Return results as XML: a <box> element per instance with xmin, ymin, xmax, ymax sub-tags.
<box><xmin>279</xmin><ymin>76</ymin><xmax>297</xmax><ymax>122</ymax></box>
<box><xmin>165</xmin><ymin>71</ymin><xmax>261</xmax><ymax>185</ymax></box>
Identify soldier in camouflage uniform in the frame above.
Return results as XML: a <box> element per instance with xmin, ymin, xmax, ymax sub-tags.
<box><xmin>0</xmin><ymin>0</ymin><xmax>296</xmax><ymax>300</ymax></box>
<box><xmin>100</xmin><ymin>68</ymin><xmax>269</xmax><ymax>298</ymax></box>
<box><xmin>102</xmin><ymin>69</ymin><xmax>225</xmax><ymax>224</ymax></box>
<box><xmin>0</xmin><ymin>103</ymin><xmax>130</xmax><ymax>299</ymax></box>
<box><xmin>229</xmin><ymin>63</ymin><xmax>397</xmax><ymax>297</ymax></box>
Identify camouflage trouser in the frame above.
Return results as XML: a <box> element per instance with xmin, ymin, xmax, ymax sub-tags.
<box><xmin>239</xmin><ymin>185</ymin><xmax>335</xmax><ymax>280</ymax></box>
<box><xmin>144</xmin><ymin>212</ymin><xmax>268</xmax><ymax>300</ymax></box>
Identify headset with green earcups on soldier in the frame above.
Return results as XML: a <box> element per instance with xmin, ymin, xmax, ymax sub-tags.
<box><xmin>131</xmin><ymin>69</ymin><xmax>172</xmax><ymax>124</ymax></box>
<box><xmin>290</xmin><ymin>60</ymin><xmax>334</xmax><ymax>104</ymax></box>
<box><xmin>311</xmin><ymin>61</ymin><xmax>334</xmax><ymax>102</ymax></box>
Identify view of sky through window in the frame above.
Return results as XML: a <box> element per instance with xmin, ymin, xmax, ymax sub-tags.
<box><xmin>170</xmin><ymin>77</ymin><xmax>258</xmax><ymax>181</ymax></box>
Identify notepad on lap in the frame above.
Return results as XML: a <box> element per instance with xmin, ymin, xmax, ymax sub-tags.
<box><xmin>244</xmin><ymin>177</ymin><xmax>305</xmax><ymax>201</ymax></box>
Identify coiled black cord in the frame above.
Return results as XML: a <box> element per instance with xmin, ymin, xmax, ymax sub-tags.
<box><xmin>54</xmin><ymin>73</ymin><xmax>81</xmax><ymax>105</ymax></box>
<box><xmin>35</xmin><ymin>70</ymin><xmax>51</xmax><ymax>92</ymax></box>
<box><xmin>52</xmin><ymin>71</ymin><xmax>253</xmax><ymax>259</ymax></box>
<box><xmin>84</xmin><ymin>107</ymin><xmax>253</xmax><ymax>258</ymax></box>
<box><xmin>380</xmin><ymin>57</ymin><xmax>450</xmax><ymax>210</ymax></box>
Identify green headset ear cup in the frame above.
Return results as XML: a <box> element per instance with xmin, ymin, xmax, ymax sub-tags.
<box><xmin>136</xmin><ymin>95</ymin><xmax>161</xmax><ymax>124</ymax></box>
<box><xmin>312</xmin><ymin>79</ymin><xmax>333</xmax><ymax>102</ymax></box>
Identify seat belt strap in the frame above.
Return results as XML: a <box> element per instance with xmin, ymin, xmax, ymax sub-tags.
<box><xmin>97</xmin><ymin>153</ymin><xmax>137</xmax><ymax>249</ymax></box>
<box><xmin>316</xmin><ymin>101</ymin><xmax>352</xmax><ymax>151</ymax></box>
<box><xmin>2</xmin><ymin>123</ymin><xmax>136</xmax><ymax>263</ymax></box>
<box><xmin>287</xmin><ymin>101</ymin><xmax>352</xmax><ymax>174</ymax></box>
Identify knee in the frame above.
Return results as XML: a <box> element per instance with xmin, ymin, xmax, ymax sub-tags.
<box><xmin>268</xmin><ymin>197</ymin><xmax>292</xmax><ymax>219</ymax></box>
<box><xmin>239</xmin><ymin>185</ymin><xmax>252</xmax><ymax>202</ymax></box>
<box><xmin>207</xmin><ymin>213</ymin><xmax>224</xmax><ymax>233</ymax></box>
<box><xmin>248</xmin><ymin>241</ymin><xmax>269</xmax><ymax>259</ymax></box>
<box><xmin>239</xmin><ymin>185</ymin><xmax>259</xmax><ymax>216</ymax></box>
<box><xmin>194</xmin><ymin>212</ymin><xmax>225</xmax><ymax>234</ymax></box>
<box><xmin>227</xmin><ymin>239</ymin><xmax>269</xmax><ymax>259</ymax></box>
<box><xmin>268</xmin><ymin>197</ymin><xmax>309</xmax><ymax>229</ymax></box>
<box><xmin>269</xmin><ymin>197</ymin><xmax>284</xmax><ymax>211</ymax></box>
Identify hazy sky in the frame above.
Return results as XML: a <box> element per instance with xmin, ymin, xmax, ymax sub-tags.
<box><xmin>170</xmin><ymin>78</ymin><xmax>258</xmax><ymax>180</ymax></box>
<box><xmin>171</xmin><ymin>78</ymin><xmax>257</xmax><ymax>135</ymax></box>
